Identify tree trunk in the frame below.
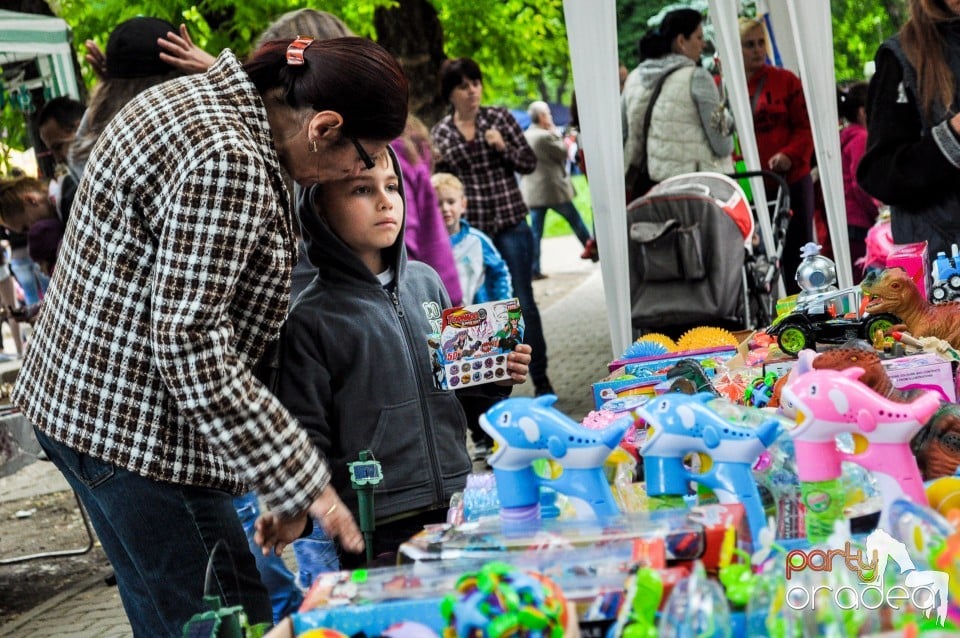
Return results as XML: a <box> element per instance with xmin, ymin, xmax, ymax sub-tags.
<box><xmin>374</xmin><ymin>0</ymin><xmax>449</xmax><ymax>128</ymax></box>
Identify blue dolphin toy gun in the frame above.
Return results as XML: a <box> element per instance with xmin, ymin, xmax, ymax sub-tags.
<box><xmin>636</xmin><ymin>392</ymin><xmax>782</xmax><ymax>544</ymax></box>
<box><xmin>479</xmin><ymin>395</ymin><xmax>632</xmax><ymax>521</ymax></box>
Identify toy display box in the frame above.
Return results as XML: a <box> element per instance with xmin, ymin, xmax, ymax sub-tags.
<box><xmin>594</xmin><ymin>346</ymin><xmax>738</xmax><ymax>409</ymax></box>
<box><xmin>290</xmin><ymin>545</ymin><xmax>646</xmax><ymax>635</ymax></box>
<box><xmin>432</xmin><ymin>298</ymin><xmax>523</xmax><ymax>390</ymax></box>
<box><xmin>886</xmin><ymin>240</ymin><xmax>929</xmax><ymax>300</ymax></box>
<box><xmin>882</xmin><ymin>352</ymin><xmax>958</xmax><ymax>402</ymax></box>
<box><xmin>398</xmin><ymin>503</ymin><xmax>749</xmax><ymax>570</ymax></box>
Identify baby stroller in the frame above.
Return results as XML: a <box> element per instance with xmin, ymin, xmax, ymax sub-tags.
<box><xmin>627</xmin><ymin>170</ymin><xmax>791</xmax><ymax>338</ymax></box>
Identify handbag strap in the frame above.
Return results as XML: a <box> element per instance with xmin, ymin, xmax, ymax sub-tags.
<box><xmin>641</xmin><ymin>65</ymin><xmax>684</xmax><ymax>166</ymax></box>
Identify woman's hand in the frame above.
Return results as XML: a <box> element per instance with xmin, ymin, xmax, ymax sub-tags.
<box><xmin>84</xmin><ymin>40</ymin><xmax>107</xmax><ymax>80</ymax></box>
<box><xmin>496</xmin><ymin>343</ymin><xmax>532</xmax><ymax>386</ymax></box>
<box><xmin>254</xmin><ymin>485</ymin><xmax>363</xmax><ymax>556</ymax></box>
<box><xmin>768</xmin><ymin>152</ymin><xmax>792</xmax><ymax>173</ymax></box>
<box><xmin>157</xmin><ymin>24</ymin><xmax>216</xmax><ymax>74</ymax></box>
<box><xmin>308</xmin><ymin>486</ymin><xmax>365</xmax><ymax>554</ymax></box>
<box><xmin>484</xmin><ymin>128</ymin><xmax>506</xmax><ymax>152</ymax></box>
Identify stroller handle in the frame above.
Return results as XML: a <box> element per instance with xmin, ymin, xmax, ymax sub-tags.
<box><xmin>727</xmin><ymin>170</ymin><xmax>791</xmax><ymax>221</ymax></box>
<box><xmin>728</xmin><ymin>170</ymin><xmax>792</xmax><ymax>294</ymax></box>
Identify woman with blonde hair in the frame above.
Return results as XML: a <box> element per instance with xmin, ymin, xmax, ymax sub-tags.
<box><xmin>857</xmin><ymin>0</ymin><xmax>960</xmax><ymax>258</ymax></box>
<box><xmin>738</xmin><ymin>16</ymin><xmax>814</xmax><ymax>294</ymax></box>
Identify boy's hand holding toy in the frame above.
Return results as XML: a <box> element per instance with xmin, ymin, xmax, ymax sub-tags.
<box><xmin>254</xmin><ymin>485</ymin><xmax>363</xmax><ymax>557</ymax></box>
<box><xmin>498</xmin><ymin>343</ymin><xmax>532</xmax><ymax>386</ymax></box>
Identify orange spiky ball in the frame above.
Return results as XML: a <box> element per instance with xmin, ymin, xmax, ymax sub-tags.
<box><xmin>676</xmin><ymin>326</ymin><xmax>739</xmax><ymax>351</ymax></box>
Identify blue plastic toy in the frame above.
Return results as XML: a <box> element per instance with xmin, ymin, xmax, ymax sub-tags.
<box><xmin>479</xmin><ymin>395</ymin><xmax>631</xmax><ymax>520</ymax></box>
<box><xmin>637</xmin><ymin>392</ymin><xmax>782</xmax><ymax>544</ymax></box>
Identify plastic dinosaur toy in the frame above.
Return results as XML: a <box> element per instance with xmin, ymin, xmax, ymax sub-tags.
<box><xmin>810</xmin><ymin>342</ymin><xmax>960</xmax><ymax>480</ymax></box>
<box><xmin>862</xmin><ymin>268</ymin><xmax>960</xmax><ymax>349</ymax></box>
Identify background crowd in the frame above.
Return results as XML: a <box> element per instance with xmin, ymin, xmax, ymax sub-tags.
<box><xmin>0</xmin><ymin>0</ymin><xmax>955</xmax><ymax>636</ymax></box>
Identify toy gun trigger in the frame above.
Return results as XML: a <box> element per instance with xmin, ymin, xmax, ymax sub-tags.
<box><xmin>850</xmin><ymin>433</ymin><xmax>869</xmax><ymax>455</ymax></box>
<box><xmin>695</xmin><ymin>452</ymin><xmax>713</xmax><ymax>473</ymax></box>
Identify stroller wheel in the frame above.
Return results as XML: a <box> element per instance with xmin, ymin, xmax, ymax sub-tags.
<box><xmin>777</xmin><ymin>325</ymin><xmax>810</xmax><ymax>356</ymax></box>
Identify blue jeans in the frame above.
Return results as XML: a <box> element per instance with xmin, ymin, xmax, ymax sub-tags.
<box><xmin>233</xmin><ymin>492</ymin><xmax>303</xmax><ymax>623</ymax></box>
<box><xmin>9</xmin><ymin>257</ymin><xmax>49</xmax><ymax>305</ymax></box>
<box><xmin>34</xmin><ymin>428</ymin><xmax>271</xmax><ymax>637</ymax></box>
<box><xmin>529</xmin><ymin>201</ymin><xmax>592</xmax><ymax>276</ymax></box>
<box><xmin>493</xmin><ymin>220</ymin><xmax>549</xmax><ymax>387</ymax></box>
<box><xmin>293</xmin><ymin>523</ymin><xmax>339</xmax><ymax>589</ymax></box>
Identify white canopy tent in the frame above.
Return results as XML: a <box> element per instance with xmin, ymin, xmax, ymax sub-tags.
<box><xmin>562</xmin><ymin>0</ymin><xmax>849</xmax><ymax>360</ymax></box>
<box><xmin>0</xmin><ymin>9</ymin><xmax>81</xmax><ymax>101</ymax></box>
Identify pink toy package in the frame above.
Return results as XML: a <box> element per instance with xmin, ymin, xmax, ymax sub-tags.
<box><xmin>886</xmin><ymin>240</ymin><xmax>929</xmax><ymax>300</ymax></box>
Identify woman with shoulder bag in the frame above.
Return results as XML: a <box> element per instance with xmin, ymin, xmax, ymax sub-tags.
<box><xmin>622</xmin><ymin>8</ymin><xmax>734</xmax><ymax>202</ymax></box>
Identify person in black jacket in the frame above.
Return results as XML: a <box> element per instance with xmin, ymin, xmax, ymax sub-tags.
<box><xmin>858</xmin><ymin>0</ymin><xmax>960</xmax><ymax>258</ymax></box>
<box><xmin>264</xmin><ymin>148</ymin><xmax>531</xmax><ymax>568</ymax></box>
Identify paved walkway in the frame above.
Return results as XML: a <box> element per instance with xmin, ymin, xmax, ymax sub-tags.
<box><xmin>0</xmin><ymin>235</ymin><xmax>614</xmax><ymax>637</ymax></box>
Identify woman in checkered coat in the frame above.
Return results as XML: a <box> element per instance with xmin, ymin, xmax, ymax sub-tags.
<box><xmin>12</xmin><ymin>37</ymin><xmax>408</xmax><ymax>636</ymax></box>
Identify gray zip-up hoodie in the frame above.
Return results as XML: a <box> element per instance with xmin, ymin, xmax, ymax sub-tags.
<box><xmin>276</xmin><ymin>150</ymin><xmax>472</xmax><ymax>523</ymax></box>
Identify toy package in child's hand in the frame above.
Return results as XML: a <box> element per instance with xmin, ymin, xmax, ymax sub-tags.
<box><xmin>430</xmin><ymin>298</ymin><xmax>524</xmax><ymax>390</ymax></box>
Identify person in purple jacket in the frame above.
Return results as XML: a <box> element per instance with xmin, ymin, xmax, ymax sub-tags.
<box><xmin>391</xmin><ymin>115</ymin><xmax>463</xmax><ymax>305</ymax></box>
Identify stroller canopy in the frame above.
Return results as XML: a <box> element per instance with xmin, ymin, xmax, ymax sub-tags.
<box><xmin>644</xmin><ymin>172</ymin><xmax>754</xmax><ymax>247</ymax></box>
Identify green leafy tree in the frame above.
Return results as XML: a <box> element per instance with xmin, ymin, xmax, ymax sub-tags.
<box><xmin>832</xmin><ymin>0</ymin><xmax>906</xmax><ymax>82</ymax></box>
<box><xmin>8</xmin><ymin>0</ymin><xmax>912</xmax><ymax>148</ymax></box>
<box><xmin>616</xmin><ymin>0</ymin><xmax>667</xmax><ymax>69</ymax></box>
<box><xmin>615</xmin><ymin>0</ymin><xmax>908</xmax><ymax>84</ymax></box>
<box><xmin>49</xmin><ymin>0</ymin><xmax>571</xmax><ymax>124</ymax></box>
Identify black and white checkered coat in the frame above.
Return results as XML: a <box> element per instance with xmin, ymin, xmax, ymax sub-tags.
<box><xmin>12</xmin><ymin>51</ymin><xmax>329</xmax><ymax>517</ymax></box>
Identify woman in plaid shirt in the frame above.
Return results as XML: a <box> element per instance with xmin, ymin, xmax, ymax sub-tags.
<box><xmin>431</xmin><ymin>58</ymin><xmax>555</xmax><ymax>397</ymax></box>
<box><xmin>13</xmin><ymin>37</ymin><xmax>407</xmax><ymax>635</ymax></box>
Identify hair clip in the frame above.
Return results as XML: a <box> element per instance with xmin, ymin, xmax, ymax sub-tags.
<box><xmin>286</xmin><ymin>36</ymin><xmax>314</xmax><ymax>66</ymax></box>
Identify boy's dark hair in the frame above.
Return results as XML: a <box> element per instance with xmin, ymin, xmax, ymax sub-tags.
<box><xmin>34</xmin><ymin>96</ymin><xmax>85</xmax><ymax>130</ymax></box>
<box><xmin>837</xmin><ymin>81</ymin><xmax>869</xmax><ymax>123</ymax></box>
<box><xmin>439</xmin><ymin>57</ymin><xmax>482</xmax><ymax>103</ymax></box>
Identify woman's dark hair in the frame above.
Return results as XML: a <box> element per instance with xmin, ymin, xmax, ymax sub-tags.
<box><xmin>837</xmin><ymin>81</ymin><xmax>868</xmax><ymax>123</ymax></box>
<box><xmin>901</xmin><ymin>0</ymin><xmax>958</xmax><ymax>121</ymax></box>
<box><xmin>34</xmin><ymin>97</ymin><xmax>85</xmax><ymax>130</ymax></box>
<box><xmin>638</xmin><ymin>8</ymin><xmax>703</xmax><ymax>61</ymax></box>
<box><xmin>439</xmin><ymin>57</ymin><xmax>482</xmax><ymax>103</ymax></box>
<box><xmin>245</xmin><ymin>37</ymin><xmax>408</xmax><ymax>143</ymax></box>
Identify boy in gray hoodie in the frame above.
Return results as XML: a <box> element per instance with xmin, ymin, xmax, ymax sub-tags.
<box><xmin>272</xmin><ymin>148</ymin><xmax>532</xmax><ymax>568</ymax></box>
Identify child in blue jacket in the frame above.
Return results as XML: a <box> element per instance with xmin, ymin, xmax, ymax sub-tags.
<box><xmin>434</xmin><ymin>172</ymin><xmax>512</xmax><ymax>304</ymax></box>
<box><xmin>433</xmin><ymin>171</ymin><xmax>516</xmax><ymax>461</ymax></box>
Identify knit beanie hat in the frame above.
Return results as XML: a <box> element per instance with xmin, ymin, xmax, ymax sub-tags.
<box><xmin>106</xmin><ymin>17</ymin><xmax>178</xmax><ymax>79</ymax></box>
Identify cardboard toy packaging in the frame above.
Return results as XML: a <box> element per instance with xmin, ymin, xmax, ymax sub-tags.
<box><xmin>593</xmin><ymin>346</ymin><xmax>738</xmax><ymax>409</ymax></box>
<box><xmin>882</xmin><ymin>351</ymin><xmax>957</xmax><ymax>402</ymax></box>
<box><xmin>886</xmin><ymin>240</ymin><xmax>929</xmax><ymax>300</ymax></box>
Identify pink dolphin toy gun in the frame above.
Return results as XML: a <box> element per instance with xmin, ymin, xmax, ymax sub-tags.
<box><xmin>781</xmin><ymin>367</ymin><xmax>939</xmax><ymax>538</ymax></box>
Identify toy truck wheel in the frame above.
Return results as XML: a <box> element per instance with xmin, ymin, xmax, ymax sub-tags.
<box><xmin>864</xmin><ymin>314</ymin><xmax>897</xmax><ymax>341</ymax></box>
<box><xmin>933</xmin><ymin>284</ymin><xmax>950</xmax><ymax>302</ymax></box>
<box><xmin>777</xmin><ymin>325</ymin><xmax>809</xmax><ymax>355</ymax></box>
<box><xmin>949</xmin><ymin>274</ymin><xmax>960</xmax><ymax>290</ymax></box>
